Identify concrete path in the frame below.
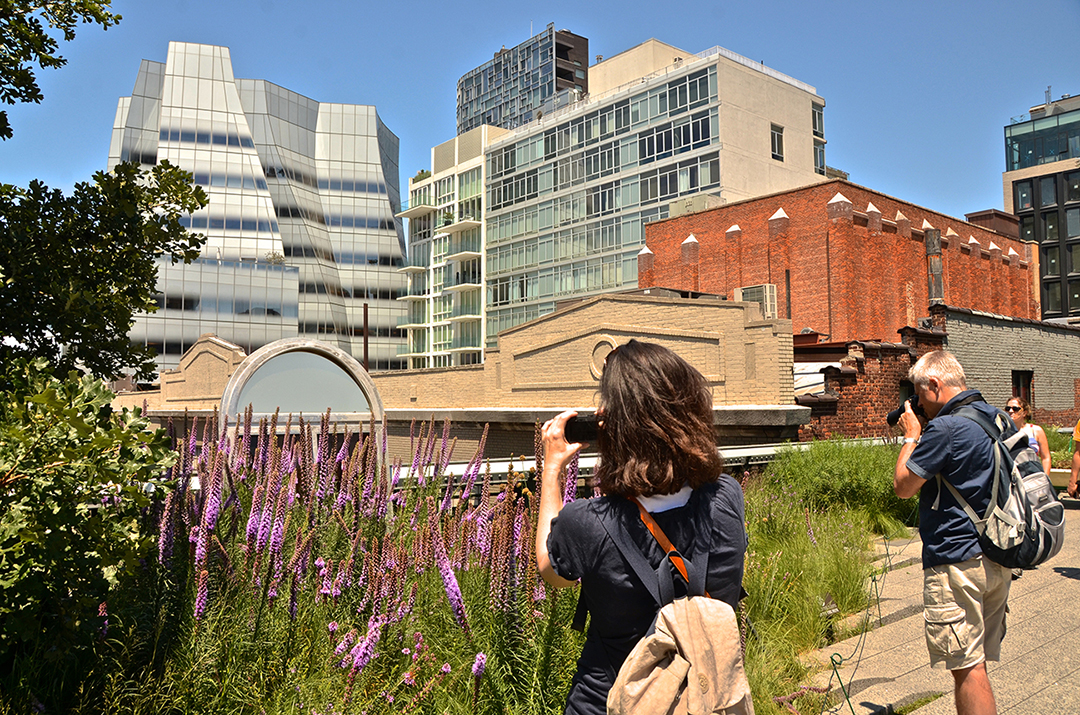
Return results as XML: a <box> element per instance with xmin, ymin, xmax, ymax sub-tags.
<box><xmin>802</xmin><ymin>496</ymin><xmax>1080</xmax><ymax>715</ymax></box>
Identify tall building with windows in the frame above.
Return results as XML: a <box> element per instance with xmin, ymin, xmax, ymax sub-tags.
<box><xmin>457</xmin><ymin>24</ymin><xmax>589</xmax><ymax>135</ymax></box>
<box><xmin>109</xmin><ymin>42</ymin><xmax>407</xmax><ymax>375</ymax></box>
<box><xmin>400</xmin><ymin>37</ymin><xmax>828</xmax><ymax>366</ymax></box>
<box><xmin>1002</xmin><ymin>92</ymin><xmax>1080</xmax><ymax>321</ymax></box>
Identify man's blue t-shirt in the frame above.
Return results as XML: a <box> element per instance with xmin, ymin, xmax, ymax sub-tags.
<box><xmin>905</xmin><ymin>390</ymin><xmax>1011</xmax><ymax>569</ymax></box>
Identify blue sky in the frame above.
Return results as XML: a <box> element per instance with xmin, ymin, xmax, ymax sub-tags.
<box><xmin>1</xmin><ymin>0</ymin><xmax>1077</xmax><ymax>220</ymax></box>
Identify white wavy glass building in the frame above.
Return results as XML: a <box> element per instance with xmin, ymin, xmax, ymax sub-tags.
<box><xmin>109</xmin><ymin>42</ymin><xmax>407</xmax><ymax>375</ymax></box>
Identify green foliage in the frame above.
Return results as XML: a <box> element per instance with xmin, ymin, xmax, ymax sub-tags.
<box><xmin>0</xmin><ymin>161</ymin><xmax>208</xmax><ymax>381</ymax></box>
<box><xmin>0</xmin><ymin>0</ymin><xmax>121</xmax><ymax>139</ymax></box>
<box><xmin>1045</xmin><ymin>423</ymin><xmax>1073</xmax><ymax>469</ymax></box>
<box><xmin>763</xmin><ymin>439</ymin><xmax>917</xmax><ymax>536</ymax></box>
<box><xmin>0</xmin><ymin>358</ymin><xmax>177</xmax><ymax>707</ymax></box>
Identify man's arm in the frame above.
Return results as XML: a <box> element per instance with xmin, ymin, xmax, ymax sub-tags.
<box><xmin>1070</xmin><ymin>445</ymin><xmax>1079</xmax><ymax>498</ymax></box>
<box><xmin>894</xmin><ymin>401</ymin><xmax>926</xmax><ymax>499</ymax></box>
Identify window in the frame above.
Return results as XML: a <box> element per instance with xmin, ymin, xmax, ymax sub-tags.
<box><xmin>1020</xmin><ymin>215</ymin><xmax>1034</xmax><ymax>242</ymax></box>
<box><xmin>1015</xmin><ymin>181</ymin><xmax>1033</xmax><ymax>211</ymax></box>
<box><xmin>1068</xmin><ymin>172</ymin><xmax>1080</xmax><ymax>202</ymax></box>
<box><xmin>1043</xmin><ymin>212</ymin><xmax>1059</xmax><ymax>242</ymax></box>
<box><xmin>771</xmin><ymin>125</ymin><xmax>784</xmax><ymax>161</ymax></box>
<box><xmin>814</xmin><ymin>141</ymin><xmax>826</xmax><ymax>176</ymax></box>
<box><xmin>1040</xmin><ymin>176</ymin><xmax>1057</xmax><ymax>206</ymax></box>
<box><xmin>1070</xmin><ymin>243</ymin><xmax>1080</xmax><ymax>274</ymax></box>
<box><xmin>1045</xmin><ymin>245</ymin><xmax>1060</xmax><ymax>276</ymax></box>
<box><xmin>1068</xmin><ymin>207</ymin><xmax>1080</xmax><ymax>238</ymax></box>
<box><xmin>1071</xmin><ymin>279</ymin><xmax>1080</xmax><ymax>312</ymax></box>
<box><xmin>812</xmin><ymin>104</ymin><xmax>824</xmax><ymax>138</ymax></box>
<box><xmin>1011</xmin><ymin>370</ymin><xmax>1032</xmax><ymax>403</ymax></box>
<box><xmin>1045</xmin><ymin>280</ymin><xmax>1062</xmax><ymax>312</ymax></box>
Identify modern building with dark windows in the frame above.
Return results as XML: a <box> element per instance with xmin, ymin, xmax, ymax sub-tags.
<box><xmin>456</xmin><ymin>24</ymin><xmax>589</xmax><ymax>135</ymax></box>
<box><xmin>109</xmin><ymin>42</ymin><xmax>407</xmax><ymax>375</ymax></box>
<box><xmin>400</xmin><ymin>36</ymin><xmax>828</xmax><ymax>368</ymax></box>
<box><xmin>1002</xmin><ymin>91</ymin><xmax>1080</xmax><ymax>321</ymax></box>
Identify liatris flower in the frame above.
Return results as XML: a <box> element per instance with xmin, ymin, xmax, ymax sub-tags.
<box><xmin>158</xmin><ymin>491</ymin><xmax>177</xmax><ymax>567</ymax></box>
<box><xmin>805</xmin><ymin>507</ymin><xmax>818</xmax><ymax>546</ymax></box>
<box><xmin>440</xmin><ymin>663</ymin><xmax>451</xmax><ymax>675</ymax></box>
<box><xmin>431</xmin><ymin>509</ymin><xmax>469</xmax><ymax>633</ymax></box>
<box><xmin>436</xmin><ymin>418</ymin><xmax>453</xmax><ymax>476</ymax></box>
<box><xmin>194</xmin><ymin>569</ymin><xmax>210</xmax><ymax>621</ymax></box>
<box><xmin>335</xmin><ymin>629</ymin><xmax>358</xmax><ymax>656</ymax></box>
<box><xmin>471</xmin><ymin>652</ymin><xmax>486</xmax><ymax>677</ymax></box>
<box><xmin>288</xmin><ymin>577</ymin><xmax>300</xmax><ymax>621</ymax></box>
<box><xmin>563</xmin><ymin>452</ymin><xmax>579</xmax><ymax>505</ymax></box>
<box><xmin>98</xmin><ymin>601</ymin><xmax>109</xmax><ymax>638</ymax></box>
<box><xmin>318</xmin><ymin>558</ymin><xmax>334</xmax><ymax>602</ymax></box>
<box><xmin>328</xmin><ymin>621</ymin><xmax>339</xmax><ymax>635</ymax></box>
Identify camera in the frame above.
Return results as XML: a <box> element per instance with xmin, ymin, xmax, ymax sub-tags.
<box><xmin>564</xmin><ymin>413</ymin><xmax>601</xmax><ymax>443</ymax></box>
<box><xmin>886</xmin><ymin>394</ymin><xmax>925</xmax><ymax>427</ymax></box>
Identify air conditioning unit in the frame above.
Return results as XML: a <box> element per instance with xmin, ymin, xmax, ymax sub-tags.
<box><xmin>733</xmin><ymin>284</ymin><xmax>778</xmax><ymax>319</ymax></box>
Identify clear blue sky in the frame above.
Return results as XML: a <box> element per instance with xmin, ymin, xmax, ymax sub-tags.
<box><xmin>2</xmin><ymin>0</ymin><xmax>1077</xmax><ymax>220</ymax></box>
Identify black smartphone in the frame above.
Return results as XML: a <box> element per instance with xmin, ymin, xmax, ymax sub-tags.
<box><xmin>564</xmin><ymin>413</ymin><xmax>600</xmax><ymax>443</ymax></box>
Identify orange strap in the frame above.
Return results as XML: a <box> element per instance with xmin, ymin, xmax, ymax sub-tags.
<box><xmin>630</xmin><ymin>497</ymin><xmax>710</xmax><ymax>599</ymax></box>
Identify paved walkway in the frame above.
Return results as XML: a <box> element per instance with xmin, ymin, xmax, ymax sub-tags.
<box><xmin>803</xmin><ymin>496</ymin><xmax>1080</xmax><ymax>714</ymax></box>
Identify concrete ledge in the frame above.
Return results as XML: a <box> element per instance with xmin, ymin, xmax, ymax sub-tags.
<box><xmin>386</xmin><ymin>404</ymin><xmax>811</xmax><ymax>428</ymax></box>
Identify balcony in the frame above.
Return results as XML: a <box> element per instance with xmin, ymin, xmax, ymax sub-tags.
<box><xmin>397</xmin><ymin>255</ymin><xmax>429</xmax><ymax>274</ymax></box>
<box><xmin>396</xmin><ymin>342</ymin><xmax>428</xmax><ymax>357</ymax></box>
<box><xmin>448</xmin><ymin>304</ymin><xmax>481</xmax><ymax>322</ymax></box>
<box><xmin>397</xmin><ymin>314</ymin><xmax>429</xmax><ymax>329</ymax></box>
<box><xmin>396</xmin><ymin>197</ymin><xmax>437</xmax><ymax>219</ymax></box>
<box><xmin>434</xmin><ymin>213</ymin><xmax>483</xmax><ymax>236</ymax></box>
<box><xmin>443</xmin><ymin>270</ymin><xmax>482</xmax><ymax>292</ymax></box>
<box><xmin>446</xmin><ymin>235</ymin><xmax>482</xmax><ymax>262</ymax></box>
<box><xmin>396</xmin><ymin>285</ymin><xmax>430</xmax><ymax>301</ymax></box>
<box><xmin>449</xmin><ymin>336</ymin><xmax>483</xmax><ymax>352</ymax></box>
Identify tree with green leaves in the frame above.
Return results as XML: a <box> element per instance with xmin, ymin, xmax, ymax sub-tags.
<box><xmin>0</xmin><ymin>0</ymin><xmax>121</xmax><ymax>139</ymax></box>
<box><xmin>0</xmin><ymin>160</ymin><xmax>208</xmax><ymax>382</ymax></box>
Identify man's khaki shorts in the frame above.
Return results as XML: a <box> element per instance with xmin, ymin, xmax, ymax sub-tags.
<box><xmin>923</xmin><ymin>556</ymin><xmax>1011</xmax><ymax>671</ymax></box>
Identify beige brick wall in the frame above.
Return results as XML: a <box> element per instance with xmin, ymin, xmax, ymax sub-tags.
<box><xmin>371</xmin><ymin>294</ymin><xmax>795</xmax><ymax>410</ymax></box>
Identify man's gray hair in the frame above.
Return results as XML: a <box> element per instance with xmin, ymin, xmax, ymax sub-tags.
<box><xmin>909</xmin><ymin>350</ymin><xmax>967</xmax><ymax>390</ymax></box>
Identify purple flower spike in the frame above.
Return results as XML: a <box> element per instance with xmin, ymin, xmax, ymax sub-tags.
<box><xmin>472</xmin><ymin>652</ymin><xmax>486</xmax><ymax>677</ymax></box>
<box><xmin>431</xmin><ymin>514</ymin><xmax>469</xmax><ymax>633</ymax></box>
<box><xmin>563</xmin><ymin>452</ymin><xmax>579</xmax><ymax>505</ymax></box>
<box><xmin>440</xmin><ymin>663</ymin><xmax>451</xmax><ymax>675</ymax></box>
<box><xmin>194</xmin><ymin>569</ymin><xmax>209</xmax><ymax>621</ymax></box>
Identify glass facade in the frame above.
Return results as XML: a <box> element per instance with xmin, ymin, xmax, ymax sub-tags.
<box><xmin>1015</xmin><ymin>170</ymin><xmax>1080</xmax><ymax>319</ymax></box>
<box><xmin>1005</xmin><ymin>105</ymin><xmax>1080</xmax><ymax>171</ymax></box>
<box><xmin>481</xmin><ymin>64</ymin><xmax>722</xmax><ymax>339</ymax></box>
<box><xmin>456</xmin><ymin>24</ymin><xmax>588</xmax><ymax>135</ymax></box>
<box><xmin>109</xmin><ymin>42</ymin><xmax>407</xmax><ymax>374</ymax></box>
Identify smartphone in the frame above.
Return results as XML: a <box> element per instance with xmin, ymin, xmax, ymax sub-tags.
<box><xmin>564</xmin><ymin>413</ymin><xmax>600</xmax><ymax>443</ymax></box>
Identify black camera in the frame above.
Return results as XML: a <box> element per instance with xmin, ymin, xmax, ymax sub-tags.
<box><xmin>564</xmin><ymin>413</ymin><xmax>601</xmax><ymax>443</ymax></box>
<box><xmin>886</xmin><ymin>394</ymin><xmax>925</xmax><ymax>427</ymax></box>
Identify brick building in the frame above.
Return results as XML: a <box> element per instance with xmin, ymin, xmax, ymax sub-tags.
<box><xmin>639</xmin><ymin>179</ymin><xmax>1039</xmax><ymax>342</ymax></box>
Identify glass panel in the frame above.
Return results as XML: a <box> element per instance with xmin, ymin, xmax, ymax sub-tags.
<box><xmin>1040</xmin><ymin>176</ymin><xmax>1057</xmax><ymax>206</ymax></box>
<box><xmin>1045</xmin><ymin>280</ymin><xmax>1062</xmax><ymax>312</ymax></box>
<box><xmin>1020</xmin><ymin>215</ymin><xmax>1034</xmax><ymax>242</ymax></box>
<box><xmin>1045</xmin><ymin>246</ymin><xmax>1060</xmax><ymax>276</ymax></box>
<box><xmin>1071</xmin><ymin>279</ymin><xmax>1080</xmax><ymax>312</ymax></box>
<box><xmin>1015</xmin><ymin>181</ymin><xmax>1033</xmax><ymax>211</ymax></box>
<box><xmin>1068</xmin><ymin>207</ymin><xmax>1080</xmax><ymax>238</ymax></box>
<box><xmin>1044</xmin><ymin>212</ymin><xmax>1058</xmax><ymax>242</ymax></box>
<box><xmin>1070</xmin><ymin>244</ymin><xmax>1080</xmax><ymax>274</ymax></box>
<box><xmin>236</xmin><ymin>351</ymin><xmax>370</xmax><ymax>414</ymax></box>
<box><xmin>1069</xmin><ymin>172</ymin><xmax>1080</xmax><ymax>203</ymax></box>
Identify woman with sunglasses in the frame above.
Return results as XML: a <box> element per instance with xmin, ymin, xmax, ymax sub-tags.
<box><xmin>534</xmin><ymin>340</ymin><xmax>747</xmax><ymax>714</ymax></box>
<box><xmin>1005</xmin><ymin>397</ymin><xmax>1051</xmax><ymax>474</ymax></box>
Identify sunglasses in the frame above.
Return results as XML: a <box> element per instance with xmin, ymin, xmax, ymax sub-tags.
<box><xmin>1005</xmin><ymin>405</ymin><xmax>1022</xmax><ymax>413</ymax></box>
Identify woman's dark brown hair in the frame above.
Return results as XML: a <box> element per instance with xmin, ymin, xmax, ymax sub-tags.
<box><xmin>594</xmin><ymin>340</ymin><xmax>723</xmax><ymax>497</ymax></box>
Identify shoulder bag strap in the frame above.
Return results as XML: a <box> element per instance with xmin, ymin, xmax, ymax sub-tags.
<box><xmin>630</xmin><ymin>497</ymin><xmax>711</xmax><ymax>599</ymax></box>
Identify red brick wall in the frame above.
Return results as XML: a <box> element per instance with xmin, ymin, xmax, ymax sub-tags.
<box><xmin>642</xmin><ymin>180</ymin><xmax>1038</xmax><ymax>342</ymax></box>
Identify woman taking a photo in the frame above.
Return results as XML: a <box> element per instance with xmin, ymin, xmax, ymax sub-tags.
<box><xmin>1005</xmin><ymin>396</ymin><xmax>1051</xmax><ymax>473</ymax></box>
<box><xmin>535</xmin><ymin>340</ymin><xmax>747</xmax><ymax>715</ymax></box>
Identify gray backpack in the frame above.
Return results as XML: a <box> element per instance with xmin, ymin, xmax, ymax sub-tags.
<box><xmin>935</xmin><ymin>406</ymin><xmax>1064</xmax><ymax>570</ymax></box>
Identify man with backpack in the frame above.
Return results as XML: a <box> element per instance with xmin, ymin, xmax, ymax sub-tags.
<box><xmin>893</xmin><ymin>350</ymin><xmax>1011</xmax><ymax>715</ymax></box>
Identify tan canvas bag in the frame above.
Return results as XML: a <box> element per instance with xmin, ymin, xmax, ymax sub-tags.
<box><xmin>605</xmin><ymin>499</ymin><xmax>754</xmax><ymax>715</ymax></box>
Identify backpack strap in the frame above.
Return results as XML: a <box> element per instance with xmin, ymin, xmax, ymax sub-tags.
<box><xmin>630</xmin><ymin>497</ymin><xmax>712</xmax><ymax>599</ymax></box>
<box><xmin>934</xmin><ymin>406</ymin><xmax>1006</xmax><ymax>530</ymax></box>
<box><xmin>596</xmin><ymin>503</ymin><xmax>665</xmax><ymax>608</ymax></box>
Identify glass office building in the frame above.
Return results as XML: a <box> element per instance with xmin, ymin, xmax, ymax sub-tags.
<box><xmin>456</xmin><ymin>24</ymin><xmax>589</xmax><ymax>135</ymax></box>
<box><xmin>402</xmin><ymin>38</ymin><xmax>827</xmax><ymax>365</ymax></box>
<box><xmin>1003</xmin><ymin>93</ymin><xmax>1080</xmax><ymax>320</ymax></box>
<box><xmin>109</xmin><ymin>42</ymin><xmax>407</xmax><ymax>375</ymax></box>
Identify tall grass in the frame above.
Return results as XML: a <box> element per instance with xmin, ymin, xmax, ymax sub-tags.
<box><xmin>1</xmin><ymin>416</ymin><xmax>901</xmax><ymax>715</ymax></box>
